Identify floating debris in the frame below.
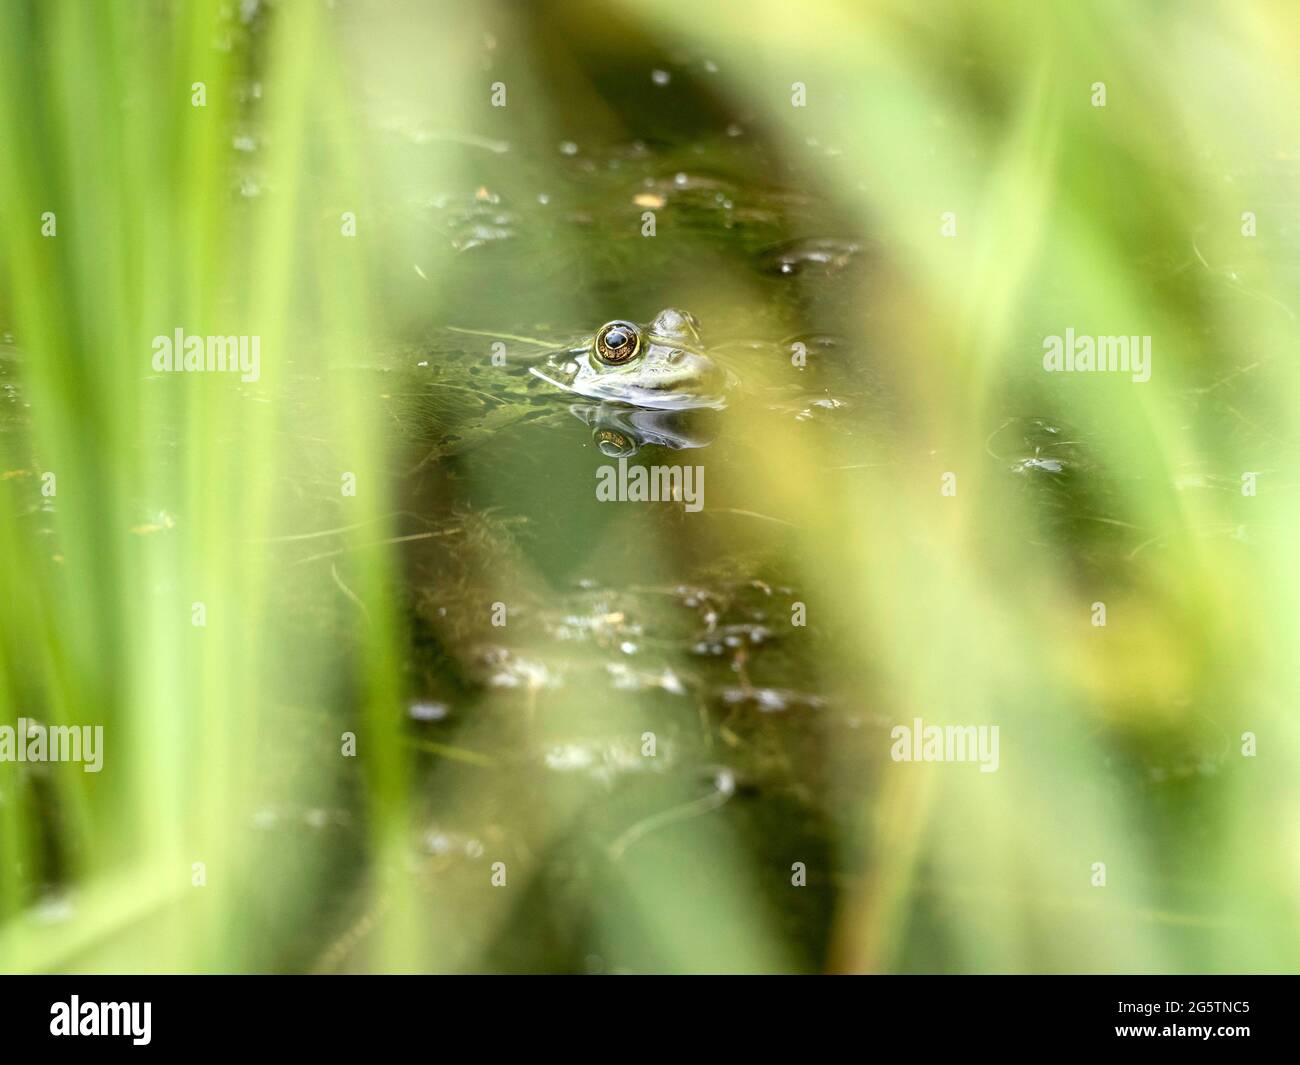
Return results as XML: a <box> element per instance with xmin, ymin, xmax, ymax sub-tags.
<box><xmin>606</xmin><ymin>662</ymin><xmax>687</xmax><ymax>695</ymax></box>
<box><xmin>421</xmin><ymin>827</ymin><xmax>487</xmax><ymax>859</ymax></box>
<box><xmin>761</xmin><ymin>236</ymin><xmax>862</xmax><ymax>276</ymax></box>
<box><xmin>542</xmin><ymin>736</ymin><xmax>670</xmax><ymax>783</ymax></box>
<box><xmin>1012</xmin><ymin>456</ymin><xmax>1065</xmax><ymax>474</ymax></box>
<box><xmin>478</xmin><ymin>646</ymin><xmax>562</xmax><ymax>690</ymax></box>
<box><xmin>408</xmin><ymin>701</ymin><xmax>450</xmax><ymax>722</ymax></box>
<box><xmin>692</xmin><ymin>623</ymin><xmax>773</xmax><ymax>655</ymax></box>
<box><xmin>717</xmin><ymin>687</ymin><xmax>827</xmax><ymax>713</ymax></box>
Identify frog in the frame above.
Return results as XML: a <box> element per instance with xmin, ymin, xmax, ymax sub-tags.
<box><xmin>528</xmin><ymin>308</ymin><xmax>732</xmax><ymax>411</ymax></box>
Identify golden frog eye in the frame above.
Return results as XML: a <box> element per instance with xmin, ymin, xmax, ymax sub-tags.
<box><xmin>594</xmin><ymin>320</ymin><xmax>640</xmax><ymax>364</ymax></box>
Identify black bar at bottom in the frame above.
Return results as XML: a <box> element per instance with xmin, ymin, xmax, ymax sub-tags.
<box><xmin>0</xmin><ymin>975</ymin><xmax>1291</xmax><ymax>1051</ymax></box>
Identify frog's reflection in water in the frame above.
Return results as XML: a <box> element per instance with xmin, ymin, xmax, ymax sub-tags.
<box><xmin>569</xmin><ymin>402</ymin><xmax>720</xmax><ymax>458</ymax></box>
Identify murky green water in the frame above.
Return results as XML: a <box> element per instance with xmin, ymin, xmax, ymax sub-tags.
<box><xmin>229</xmin><ymin>28</ymin><xmax>1285</xmax><ymax>970</ymax></box>
<box><xmin>309</xmin><ymin>142</ymin><xmax>877</xmax><ymax>970</ymax></box>
<box><xmin>244</xmin><ymin>75</ymin><xmax>1085</xmax><ymax>973</ymax></box>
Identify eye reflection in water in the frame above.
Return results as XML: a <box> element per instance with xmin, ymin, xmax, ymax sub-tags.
<box><xmin>569</xmin><ymin>403</ymin><xmax>720</xmax><ymax>458</ymax></box>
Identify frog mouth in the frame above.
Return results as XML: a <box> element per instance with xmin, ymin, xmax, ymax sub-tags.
<box><xmin>527</xmin><ymin>346</ymin><xmax>586</xmax><ymax>391</ymax></box>
<box><xmin>530</xmin><ymin>350</ymin><xmax>730</xmax><ymax>411</ymax></box>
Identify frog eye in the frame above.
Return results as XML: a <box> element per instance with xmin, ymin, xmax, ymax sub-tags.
<box><xmin>594</xmin><ymin>320</ymin><xmax>641</xmax><ymax>364</ymax></box>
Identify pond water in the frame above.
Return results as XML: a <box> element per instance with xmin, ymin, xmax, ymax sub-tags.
<box><xmin>232</xmin><ymin>17</ymin><xmax>1287</xmax><ymax>970</ymax></box>
<box><xmin>266</xmin><ymin>56</ymin><xmax>1183</xmax><ymax>971</ymax></box>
